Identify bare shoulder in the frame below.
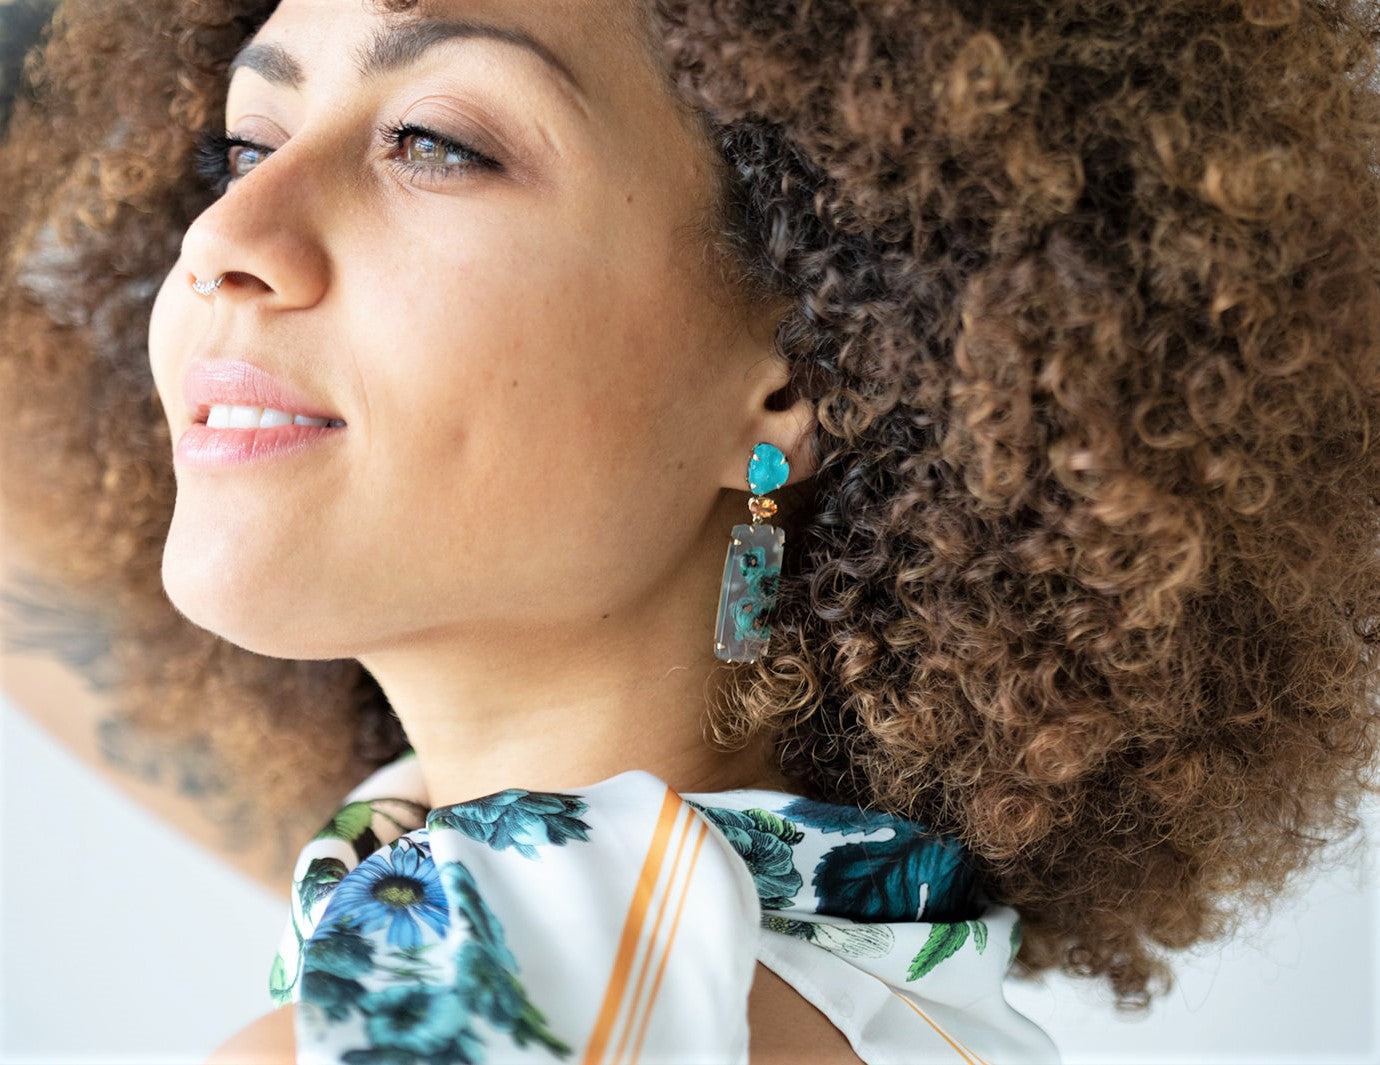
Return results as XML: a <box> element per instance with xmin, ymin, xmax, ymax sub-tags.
<box><xmin>205</xmin><ymin>1004</ymin><xmax>296</xmax><ymax>1064</ymax></box>
<box><xmin>748</xmin><ymin>962</ymin><xmax>864</xmax><ymax>1065</ymax></box>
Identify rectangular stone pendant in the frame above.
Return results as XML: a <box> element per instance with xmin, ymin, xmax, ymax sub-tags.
<box><xmin>714</xmin><ymin>522</ymin><xmax>786</xmax><ymax>663</ymax></box>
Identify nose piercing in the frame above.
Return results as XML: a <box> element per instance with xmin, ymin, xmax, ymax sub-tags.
<box><xmin>191</xmin><ymin>274</ymin><xmax>224</xmax><ymax>296</ymax></box>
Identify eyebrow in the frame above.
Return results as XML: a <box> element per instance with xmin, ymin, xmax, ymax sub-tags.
<box><xmin>227</xmin><ymin>17</ymin><xmax>586</xmax><ymax>103</ymax></box>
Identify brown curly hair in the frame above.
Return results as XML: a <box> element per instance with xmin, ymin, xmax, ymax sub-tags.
<box><xmin>4</xmin><ymin>0</ymin><xmax>1380</xmax><ymax>1007</ymax></box>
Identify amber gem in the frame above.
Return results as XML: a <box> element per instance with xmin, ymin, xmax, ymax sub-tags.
<box><xmin>748</xmin><ymin>496</ymin><xmax>778</xmax><ymax>519</ymax></box>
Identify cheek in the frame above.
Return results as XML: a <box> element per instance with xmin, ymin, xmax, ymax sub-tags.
<box><xmin>355</xmin><ymin>230</ymin><xmax>669</xmax><ymax>436</ymax></box>
<box><xmin>147</xmin><ymin>267</ymin><xmax>196</xmax><ymax>429</ymax></box>
<box><xmin>348</xmin><ymin>281</ymin><xmax>715</xmax><ymax>582</ymax></box>
<box><xmin>346</xmin><ymin>194</ymin><xmax>731</xmax><ymax>513</ymax></box>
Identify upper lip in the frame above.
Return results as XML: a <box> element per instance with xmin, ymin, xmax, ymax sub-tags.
<box><xmin>183</xmin><ymin>358</ymin><xmax>345</xmax><ymax>425</ymax></box>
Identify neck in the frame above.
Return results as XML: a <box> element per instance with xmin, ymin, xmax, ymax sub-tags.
<box><xmin>357</xmin><ymin>563</ymin><xmax>791</xmax><ymax>810</ymax></box>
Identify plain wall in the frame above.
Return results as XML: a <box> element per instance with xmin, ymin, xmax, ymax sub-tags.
<box><xmin>2</xmin><ymin>693</ymin><xmax>1377</xmax><ymax>1064</ymax></box>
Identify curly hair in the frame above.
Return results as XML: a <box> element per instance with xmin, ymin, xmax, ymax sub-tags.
<box><xmin>3</xmin><ymin>0</ymin><xmax>1380</xmax><ymax>1007</ymax></box>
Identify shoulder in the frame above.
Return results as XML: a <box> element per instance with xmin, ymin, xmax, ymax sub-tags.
<box><xmin>204</xmin><ymin>1004</ymin><xmax>295</xmax><ymax>1064</ymax></box>
<box><xmin>748</xmin><ymin>963</ymin><xmax>864</xmax><ymax>1065</ymax></box>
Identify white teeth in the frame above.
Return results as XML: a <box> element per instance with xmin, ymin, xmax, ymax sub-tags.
<box><xmin>204</xmin><ymin>403</ymin><xmax>342</xmax><ymax>429</ymax></box>
<box><xmin>259</xmin><ymin>408</ymin><xmax>295</xmax><ymax>428</ymax></box>
<box><xmin>228</xmin><ymin>405</ymin><xmax>263</xmax><ymax>428</ymax></box>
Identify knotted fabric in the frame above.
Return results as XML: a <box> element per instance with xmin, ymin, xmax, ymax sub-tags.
<box><xmin>271</xmin><ymin>752</ymin><xmax>1058</xmax><ymax>1064</ymax></box>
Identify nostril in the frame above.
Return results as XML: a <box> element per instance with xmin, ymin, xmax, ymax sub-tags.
<box><xmin>190</xmin><ymin>271</ymin><xmax>264</xmax><ymax>297</ymax></box>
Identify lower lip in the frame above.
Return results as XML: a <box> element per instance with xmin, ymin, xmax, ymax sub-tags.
<box><xmin>175</xmin><ymin>423</ymin><xmax>345</xmax><ymax>469</ymax></box>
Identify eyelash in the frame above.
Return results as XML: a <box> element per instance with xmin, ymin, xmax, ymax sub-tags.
<box><xmin>192</xmin><ymin>121</ymin><xmax>500</xmax><ymax>194</ymax></box>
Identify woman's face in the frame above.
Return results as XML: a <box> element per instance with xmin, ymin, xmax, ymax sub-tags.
<box><xmin>148</xmin><ymin>0</ymin><xmax>790</xmax><ymax>659</ymax></box>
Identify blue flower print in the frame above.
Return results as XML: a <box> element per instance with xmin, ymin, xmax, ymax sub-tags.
<box><xmin>320</xmin><ymin>838</ymin><xmax>450</xmax><ymax>950</ymax></box>
<box><xmin>302</xmin><ymin>968</ymin><xmax>366</xmax><ymax>1024</ymax></box>
<box><xmin>688</xmin><ymin>805</ymin><xmax>804</xmax><ymax>909</ymax></box>
<box><xmin>441</xmin><ymin>861</ymin><xmax>573</xmax><ymax>1057</ymax></box>
<box><xmin>304</xmin><ymin>920</ymin><xmax>376</xmax><ymax>980</ymax></box>
<box><xmin>428</xmin><ymin>790</ymin><xmax>591</xmax><ymax>860</ymax></box>
<box><xmin>356</xmin><ymin>984</ymin><xmax>481</xmax><ymax>1062</ymax></box>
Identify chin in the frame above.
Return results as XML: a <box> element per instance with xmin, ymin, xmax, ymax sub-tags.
<box><xmin>158</xmin><ymin>517</ymin><xmax>343</xmax><ymax>661</ymax></box>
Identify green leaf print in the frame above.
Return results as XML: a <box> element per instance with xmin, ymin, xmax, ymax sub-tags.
<box><xmin>762</xmin><ymin>914</ymin><xmax>815</xmax><ymax>940</ymax></box>
<box><xmin>313</xmin><ymin>801</ymin><xmax>382</xmax><ymax>862</ymax></box>
<box><xmin>268</xmin><ymin>954</ymin><xmax>293</xmax><ymax>1007</ymax></box>
<box><xmin>906</xmin><ymin>922</ymin><xmax>969</xmax><ymax>981</ymax></box>
<box><xmin>969</xmin><ymin>919</ymin><xmax>988</xmax><ymax>954</ymax></box>
<box><xmin>300</xmin><ymin>856</ymin><xmax>349</xmax><ymax>913</ymax></box>
<box><xmin>315</xmin><ymin>801</ymin><xmax>372</xmax><ymax>841</ymax></box>
<box><xmin>744</xmin><ymin>808</ymin><xmax>805</xmax><ymax>846</ymax></box>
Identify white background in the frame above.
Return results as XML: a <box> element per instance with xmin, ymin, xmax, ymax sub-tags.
<box><xmin>1</xmin><ymin>693</ymin><xmax>1376</xmax><ymax>1064</ymax></box>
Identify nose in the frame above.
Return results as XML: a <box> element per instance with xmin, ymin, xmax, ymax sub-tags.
<box><xmin>178</xmin><ymin>133</ymin><xmax>332</xmax><ymax>310</ymax></box>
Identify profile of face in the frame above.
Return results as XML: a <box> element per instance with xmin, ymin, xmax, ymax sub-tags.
<box><xmin>147</xmin><ymin>0</ymin><xmax>809</xmax><ymax>663</ymax></box>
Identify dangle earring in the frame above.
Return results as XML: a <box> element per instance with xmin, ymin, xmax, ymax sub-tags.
<box><xmin>714</xmin><ymin>442</ymin><xmax>789</xmax><ymax>663</ymax></box>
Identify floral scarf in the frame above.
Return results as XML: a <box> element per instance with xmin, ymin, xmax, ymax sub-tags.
<box><xmin>272</xmin><ymin>752</ymin><xmax>1057</xmax><ymax>1064</ymax></box>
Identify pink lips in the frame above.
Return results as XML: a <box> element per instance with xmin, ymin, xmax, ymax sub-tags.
<box><xmin>176</xmin><ymin>358</ymin><xmax>346</xmax><ymax>470</ymax></box>
<box><xmin>182</xmin><ymin>359</ymin><xmax>343</xmax><ymax>424</ymax></box>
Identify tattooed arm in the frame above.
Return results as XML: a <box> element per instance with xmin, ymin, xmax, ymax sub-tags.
<box><xmin>0</xmin><ymin>546</ymin><xmax>294</xmax><ymax>897</ymax></box>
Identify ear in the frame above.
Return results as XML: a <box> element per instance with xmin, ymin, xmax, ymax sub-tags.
<box><xmin>721</xmin><ymin>344</ymin><xmax>819</xmax><ymax>493</ymax></box>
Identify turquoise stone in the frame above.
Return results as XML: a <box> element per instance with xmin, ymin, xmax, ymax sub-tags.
<box><xmin>714</xmin><ymin>522</ymin><xmax>785</xmax><ymax>663</ymax></box>
<box><xmin>747</xmin><ymin>443</ymin><xmax>790</xmax><ymax>495</ymax></box>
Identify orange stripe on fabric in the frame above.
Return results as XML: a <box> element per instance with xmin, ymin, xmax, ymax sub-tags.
<box><xmin>626</xmin><ymin>818</ymin><xmax>709</xmax><ymax>1064</ymax></box>
<box><xmin>891</xmin><ymin>990</ymin><xmax>986</xmax><ymax>1065</ymax></box>
<box><xmin>582</xmin><ymin>787</ymin><xmax>683</xmax><ymax>1065</ymax></box>
<box><xmin>611</xmin><ymin>806</ymin><xmax>696</xmax><ymax>1065</ymax></box>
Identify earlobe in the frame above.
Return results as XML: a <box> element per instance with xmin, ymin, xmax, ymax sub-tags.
<box><xmin>738</xmin><ymin>389</ymin><xmax>817</xmax><ymax>490</ymax></box>
<box><xmin>726</xmin><ymin>291</ymin><xmax>817</xmax><ymax>489</ymax></box>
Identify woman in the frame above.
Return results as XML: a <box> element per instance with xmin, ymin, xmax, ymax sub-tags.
<box><xmin>3</xmin><ymin>0</ymin><xmax>1379</xmax><ymax>1061</ymax></box>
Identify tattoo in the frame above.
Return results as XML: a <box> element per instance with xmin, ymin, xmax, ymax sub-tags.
<box><xmin>97</xmin><ymin>715</ymin><xmax>262</xmax><ymax>852</ymax></box>
<box><xmin>97</xmin><ymin>716</ymin><xmax>239</xmax><ymax>802</ymax></box>
<box><xmin>94</xmin><ymin>715</ymin><xmax>164</xmax><ymax>785</ymax></box>
<box><xmin>2</xmin><ymin>566</ymin><xmax>263</xmax><ymax>855</ymax></box>
<box><xmin>0</xmin><ymin>567</ymin><xmax>118</xmax><ymax>693</ymax></box>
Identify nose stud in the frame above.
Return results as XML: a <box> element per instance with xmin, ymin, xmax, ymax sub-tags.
<box><xmin>191</xmin><ymin>273</ymin><xmax>224</xmax><ymax>296</ymax></box>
